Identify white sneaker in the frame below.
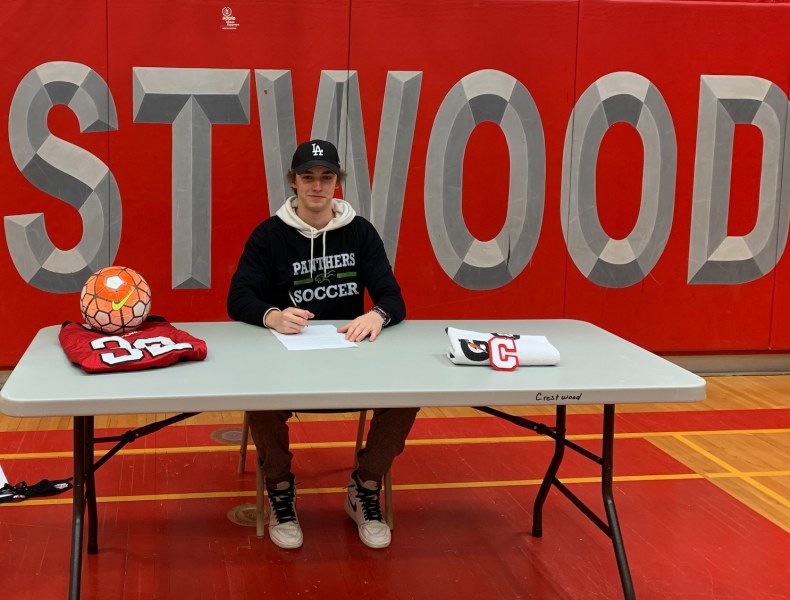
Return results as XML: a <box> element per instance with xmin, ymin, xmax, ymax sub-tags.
<box><xmin>344</xmin><ymin>471</ymin><xmax>391</xmax><ymax>549</ymax></box>
<box><xmin>266</xmin><ymin>474</ymin><xmax>303</xmax><ymax>549</ymax></box>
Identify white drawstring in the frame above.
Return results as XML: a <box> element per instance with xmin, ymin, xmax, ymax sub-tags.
<box><xmin>289</xmin><ymin>200</ymin><xmax>337</xmax><ymax>280</ymax></box>
<box><xmin>309</xmin><ymin>227</ymin><xmax>316</xmax><ymax>278</ymax></box>
<box><xmin>322</xmin><ymin>231</ymin><xmax>327</xmax><ymax>277</ymax></box>
<box><xmin>307</xmin><ymin>228</ymin><xmax>328</xmax><ymax>279</ymax></box>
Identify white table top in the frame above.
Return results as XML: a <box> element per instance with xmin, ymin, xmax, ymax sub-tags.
<box><xmin>0</xmin><ymin>319</ymin><xmax>705</xmax><ymax>417</ymax></box>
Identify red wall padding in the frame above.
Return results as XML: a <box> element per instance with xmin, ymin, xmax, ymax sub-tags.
<box><xmin>2</xmin><ymin>0</ymin><xmax>790</xmax><ymax>365</ymax></box>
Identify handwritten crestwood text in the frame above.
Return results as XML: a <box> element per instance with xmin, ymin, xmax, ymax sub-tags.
<box><xmin>535</xmin><ymin>392</ymin><xmax>583</xmax><ymax>402</ymax></box>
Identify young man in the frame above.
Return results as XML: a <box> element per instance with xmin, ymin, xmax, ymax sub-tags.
<box><xmin>227</xmin><ymin>139</ymin><xmax>418</xmax><ymax>550</ymax></box>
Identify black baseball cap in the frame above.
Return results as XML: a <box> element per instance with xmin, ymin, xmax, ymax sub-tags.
<box><xmin>291</xmin><ymin>139</ymin><xmax>342</xmax><ymax>174</ymax></box>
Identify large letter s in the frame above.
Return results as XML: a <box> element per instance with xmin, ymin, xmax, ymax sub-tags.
<box><xmin>6</xmin><ymin>61</ymin><xmax>120</xmax><ymax>292</ymax></box>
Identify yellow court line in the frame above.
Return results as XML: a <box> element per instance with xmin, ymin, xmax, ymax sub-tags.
<box><xmin>567</xmin><ymin>428</ymin><xmax>790</xmax><ymax>441</ymax></box>
<box><xmin>673</xmin><ymin>434</ymin><xmax>790</xmax><ymax>509</ymax></box>
<box><xmin>708</xmin><ymin>470</ymin><xmax>790</xmax><ymax>479</ymax></box>
<box><xmin>672</xmin><ymin>434</ymin><xmax>740</xmax><ymax>473</ymax></box>
<box><xmin>3</xmin><ymin>470</ymin><xmax>790</xmax><ymax>508</ymax></box>
<box><xmin>3</xmin><ymin>427</ymin><xmax>790</xmax><ymax>461</ymax></box>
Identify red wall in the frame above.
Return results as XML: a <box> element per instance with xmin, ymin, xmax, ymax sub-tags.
<box><xmin>2</xmin><ymin>0</ymin><xmax>790</xmax><ymax>366</ymax></box>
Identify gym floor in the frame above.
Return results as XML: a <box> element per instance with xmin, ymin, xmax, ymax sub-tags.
<box><xmin>0</xmin><ymin>373</ymin><xmax>788</xmax><ymax>599</ymax></box>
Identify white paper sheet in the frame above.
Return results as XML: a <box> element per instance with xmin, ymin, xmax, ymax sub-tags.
<box><xmin>270</xmin><ymin>324</ymin><xmax>357</xmax><ymax>351</ymax></box>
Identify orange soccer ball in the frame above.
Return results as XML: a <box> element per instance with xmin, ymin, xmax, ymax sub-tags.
<box><xmin>80</xmin><ymin>266</ymin><xmax>151</xmax><ymax>334</ymax></box>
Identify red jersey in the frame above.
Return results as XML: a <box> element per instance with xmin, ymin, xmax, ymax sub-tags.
<box><xmin>59</xmin><ymin>318</ymin><xmax>208</xmax><ymax>373</ymax></box>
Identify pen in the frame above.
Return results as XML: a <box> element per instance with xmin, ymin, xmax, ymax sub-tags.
<box><xmin>289</xmin><ymin>292</ymin><xmax>308</xmax><ymax>327</ymax></box>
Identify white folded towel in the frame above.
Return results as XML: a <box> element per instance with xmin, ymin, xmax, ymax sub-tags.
<box><xmin>446</xmin><ymin>327</ymin><xmax>560</xmax><ymax>367</ymax></box>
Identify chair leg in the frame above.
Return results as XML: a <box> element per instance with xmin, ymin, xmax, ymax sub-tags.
<box><xmin>238</xmin><ymin>412</ymin><xmax>250</xmax><ymax>474</ymax></box>
<box><xmin>353</xmin><ymin>410</ymin><xmax>367</xmax><ymax>468</ymax></box>
<box><xmin>255</xmin><ymin>461</ymin><xmax>265</xmax><ymax>539</ymax></box>
<box><xmin>384</xmin><ymin>468</ymin><xmax>394</xmax><ymax>530</ymax></box>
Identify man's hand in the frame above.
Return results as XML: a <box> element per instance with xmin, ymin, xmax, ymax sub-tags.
<box><xmin>265</xmin><ymin>307</ymin><xmax>314</xmax><ymax>334</ymax></box>
<box><xmin>338</xmin><ymin>311</ymin><xmax>385</xmax><ymax>342</ymax></box>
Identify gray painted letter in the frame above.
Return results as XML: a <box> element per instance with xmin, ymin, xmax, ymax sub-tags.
<box><xmin>255</xmin><ymin>70</ymin><xmax>297</xmax><ymax>215</ymax></box>
<box><xmin>255</xmin><ymin>70</ymin><xmax>421</xmax><ymax>266</ymax></box>
<box><xmin>688</xmin><ymin>75</ymin><xmax>789</xmax><ymax>284</ymax></box>
<box><xmin>133</xmin><ymin>67</ymin><xmax>250</xmax><ymax>288</ymax></box>
<box><xmin>561</xmin><ymin>72</ymin><xmax>676</xmax><ymax>288</ymax></box>
<box><xmin>425</xmin><ymin>69</ymin><xmax>545</xmax><ymax>290</ymax></box>
<box><xmin>6</xmin><ymin>61</ymin><xmax>120</xmax><ymax>292</ymax></box>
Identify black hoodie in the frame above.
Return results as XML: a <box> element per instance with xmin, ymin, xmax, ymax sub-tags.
<box><xmin>227</xmin><ymin>197</ymin><xmax>405</xmax><ymax>327</ymax></box>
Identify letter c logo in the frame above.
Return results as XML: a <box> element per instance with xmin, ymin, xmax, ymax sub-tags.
<box><xmin>489</xmin><ymin>336</ymin><xmax>519</xmax><ymax>371</ymax></box>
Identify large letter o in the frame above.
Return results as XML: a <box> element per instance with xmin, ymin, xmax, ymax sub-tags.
<box><xmin>425</xmin><ymin>69</ymin><xmax>545</xmax><ymax>290</ymax></box>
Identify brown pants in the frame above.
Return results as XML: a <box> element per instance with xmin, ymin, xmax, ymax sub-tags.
<box><xmin>248</xmin><ymin>408</ymin><xmax>419</xmax><ymax>484</ymax></box>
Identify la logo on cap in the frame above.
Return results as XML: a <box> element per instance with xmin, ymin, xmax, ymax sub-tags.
<box><xmin>311</xmin><ymin>143</ymin><xmax>324</xmax><ymax>156</ymax></box>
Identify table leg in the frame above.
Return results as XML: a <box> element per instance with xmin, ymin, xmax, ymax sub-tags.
<box><xmin>602</xmin><ymin>405</ymin><xmax>635</xmax><ymax>600</ymax></box>
<box><xmin>85</xmin><ymin>416</ymin><xmax>98</xmax><ymax>554</ymax></box>
<box><xmin>69</xmin><ymin>417</ymin><xmax>87</xmax><ymax>600</ymax></box>
<box><xmin>532</xmin><ymin>405</ymin><xmax>566</xmax><ymax>537</ymax></box>
<box><xmin>64</xmin><ymin>412</ymin><xmax>197</xmax><ymax>599</ymax></box>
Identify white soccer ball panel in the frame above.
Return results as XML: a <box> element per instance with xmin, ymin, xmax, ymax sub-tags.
<box><xmin>105</xmin><ymin>275</ymin><xmax>125</xmax><ymax>290</ymax></box>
